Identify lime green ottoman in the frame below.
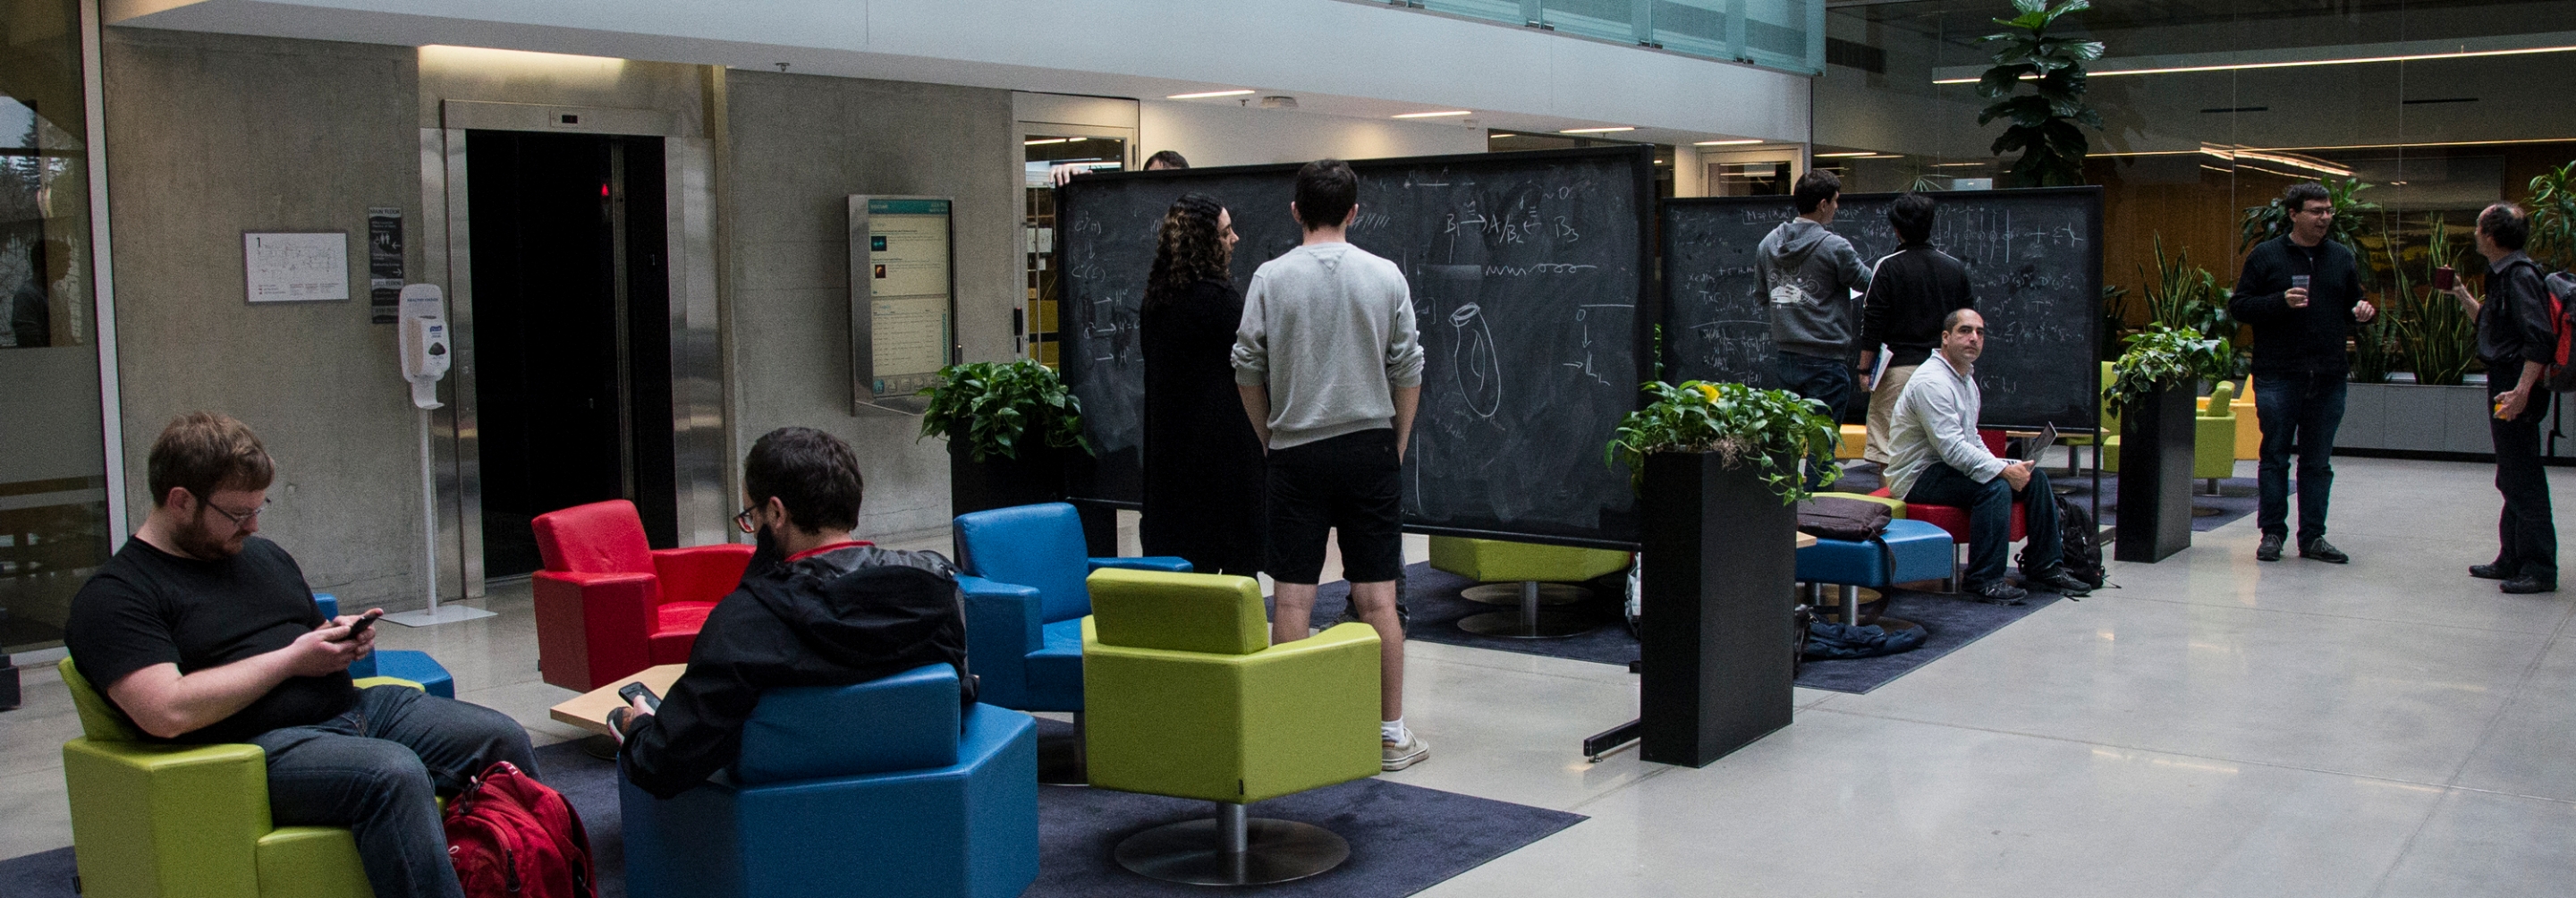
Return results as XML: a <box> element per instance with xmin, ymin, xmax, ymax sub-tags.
<box><xmin>1427</xmin><ymin>536</ymin><xmax>1631</xmax><ymax>639</ymax></box>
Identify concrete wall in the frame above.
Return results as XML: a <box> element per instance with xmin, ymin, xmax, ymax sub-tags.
<box><xmin>1137</xmin><ymin>101</ymin><xmax>1487</xmax><ymax>169</ymax></box>
<box><xmin>101</xmin><ymin>28</ymin><xmax>428</xmax><ymax>605</ymax></box>
<box><xmin>719</xmin><ymin>70</ymin><xmax>1019</xmax><ymax>542</ymax></box>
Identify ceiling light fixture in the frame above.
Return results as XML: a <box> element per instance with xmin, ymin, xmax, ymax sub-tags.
<box><xmin>1022</xmin><ymin>138</ymin><xmax>1072</xmax><ymax>146</ymax></box>
<box><xmin>1559</xmin><ymin>126</ymin><xmax>1636</xmax><ymax>134</ymax></box>
<box><xmin>1815</xmin><ymin>151</ymin><xmax>1877</xmax><ymax>157</ymax></box>
<box><xmin>1695</xmin><ymin>139</ymin><xmax>1764</xmax><ymax>146</ymax></box>
<box><xmin>1489</xmin><ymin>133</ymin><xmax>1518</xmax><ymax>139</ymax></box>
<box><xmin>1394</xmin><ymin>110</ymin><xmax>1475</xmax><ymax>119</ymax></box>
<box><xmin>1167</xmin><ymin>89</ymin><xmax>1256</xmax><ymax>99</ymax></box>
<box><xmin>1935</xmin><ymin>43</ymin><xmax>2576</xmax><ymax>84</ymax></box>
<box><xmin>2199</xmin><ymin>143</ymin><xmax>2353</xmax><ymax>177</ymax></box>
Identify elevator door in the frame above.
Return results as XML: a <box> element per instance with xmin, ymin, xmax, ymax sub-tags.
<box><xmin>466</xmin><ymin>130</ymin><xmax>674</xmax><ymax>577</ymax></box>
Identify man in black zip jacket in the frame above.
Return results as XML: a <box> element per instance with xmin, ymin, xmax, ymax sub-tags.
<box><xmin>2448</xmin><ymin>203</ymin><xmax>2558</xmax><ymax>594</ymax></box>
<box><xmin>1859</xmin><ymin>192</ymin><xmax>1977</xmax><ymax>468</ymax></box>
<box><xmin>2229</xmin><ymin>182</ymin><xmax>2377</xmax><ymax>564</ymax></box>
<box><xmin>614</xmin><ymin>427</ymin><xmax>974</xmax><ymax>799</ymax></box>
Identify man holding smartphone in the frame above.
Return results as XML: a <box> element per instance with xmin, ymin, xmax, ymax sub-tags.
<box><xmin>2230</xmin><ymin>182</ymin><xmax>2377</xmax><ymax>563</ymax></box>
<box><xmin>65</xmin><ymin>412</ymin><xmax>537</xmax><ymax>898</ymax></box>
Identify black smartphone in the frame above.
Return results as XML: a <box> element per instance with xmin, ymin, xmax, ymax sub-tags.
<box><xmin>336</xmin><ymin>609</ymin><xmax>384</xmax><ymax>641</ymax></box>
<box><xmin>618</xmin><ymin>682</ymin><xmax>663</xmax><ymax>714</ymax></box>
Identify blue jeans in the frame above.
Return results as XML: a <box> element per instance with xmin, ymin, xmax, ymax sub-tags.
<box><xmin>249</xmin><ymin>685</ymin><xmax>538</xmax><ymax>898</ymax></box>
<box><xmin>1904</xmin><ymin>462</ymin><xmax>2060</xmax><ymax>586</ymax></box>
<box><xmin>2253</xmin><ymin>371</ymin><xmax>2347</xmax><ymax>544</ymax></box>
<box><xmin>1776</xmin><ymin>351</ymin><xmax>1854</xmax><ymax>491</ymax></box>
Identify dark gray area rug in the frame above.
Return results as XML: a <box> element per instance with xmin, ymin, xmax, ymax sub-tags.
<box><xmin>3</xmin><ymin>728</ymin><xmax>1580</xmax><ymax>898</ymax></box>
<box><xmin>1835</xmin><ymin>464</ymin><xmax>2258</xmax><ymax>533</ymax></box>
<box><xmin>1294</xmin><ymin>562</ymin><xmax>2069</xmax><ymax>695</ymax></box>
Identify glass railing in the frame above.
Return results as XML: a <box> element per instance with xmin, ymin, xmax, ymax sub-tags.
<box><xmin>1401</xmin><ymin>0</ymin><xmax>1822</xmax><ymax>76</ymax></box>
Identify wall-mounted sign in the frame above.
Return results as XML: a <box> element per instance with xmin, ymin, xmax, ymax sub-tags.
<box><xmin>847</xmin><ymin>196</ymin><xmax>957</xmax><ymax>414</ymax></box>
<box><xmin>367</xmin><ymin>208</ymin><xmax>405</xmax><ymax>323</ymax></box>
<box><xmin>242</xmin><ymin>232</ymin><xmax>350</xmax><ymax>303</ymax></box>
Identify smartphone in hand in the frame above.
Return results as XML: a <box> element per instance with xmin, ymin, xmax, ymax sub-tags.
<box><xmin>335</xmin><ymin>609</ymin><xmax>385</xmax><ymax>642</ymax></box>
<box><xmin>618</xmin><ymin>682</ymin><xmax>664</xmax><ymax>714</ymax></box>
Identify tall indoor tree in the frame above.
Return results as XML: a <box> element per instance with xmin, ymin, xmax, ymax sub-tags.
<box><xmin>1978</xmin><ymin>0</ymin><xmax>2105</xmax><ymax>188</ymax></box>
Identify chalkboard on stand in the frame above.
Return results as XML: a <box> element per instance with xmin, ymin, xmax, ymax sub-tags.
<box><xmin>1055</xmin><ymin>147</ymin><xmax>1654</xmax><ymax>549</ymax></box>
<box><xmin>1662</xmin><ymin>187</ymin><xmax>2103</xmax><ymax>432</ymax></box>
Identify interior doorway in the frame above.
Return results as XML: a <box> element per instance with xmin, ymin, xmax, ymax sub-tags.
<box><xmin>464</xmin><ymin>130</ymin><xmax>674</xmax><ymax>577</ymax></box>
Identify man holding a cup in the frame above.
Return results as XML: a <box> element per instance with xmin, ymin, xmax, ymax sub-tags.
<box><xmin>2229</xmin><ymin>182</ymin><xmax>2377</xmax><ymax>563</ymax></box>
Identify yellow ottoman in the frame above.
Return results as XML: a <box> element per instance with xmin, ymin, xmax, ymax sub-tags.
<box><xmin>1428</xmin><ymin>537</ymin><xmax>1631</xmax><ymax>639</ymax></box>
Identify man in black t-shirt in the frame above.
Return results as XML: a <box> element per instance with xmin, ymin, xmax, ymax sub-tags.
<box><xmin>65</xmin><ymin>412</ymin><xmax>536</xmax><ymax>898</ymax></box>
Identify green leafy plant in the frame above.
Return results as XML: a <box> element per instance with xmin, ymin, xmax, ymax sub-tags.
<box><xmin>916</xmin><ymin>359</ymin><xmax>1093</xmax><ymax>462</ymax></box>
<box><xmin>1976</xmin><ymin>0</ymin><xmax>2105</xmax><ymax>188</ymax></box>
<box><xmin>2104</xmin><ymin>325</ymin><xmax>2232</xmax><ymax>418</ymax></box>
<box><xmin>2099</xmin><ymin>284</ymin><xmax>2134</xmax><ymax>362</ymax></box>
<box><xmin>2135</xmin><ymin>235</ymin><xmax>2241</xmax><ymax>377</ymax></box>
<box><xmin>1605</xmin><ymin>380</ymin><xmax>1841</xmax><ymax>503</ymax></box>
<box><xmin>2238</xmin><ymin>176</ymin><xmax>2380</xmax><ymax>257</ymax></box>
<box><xmin>2527</xmin><ymin>160</ymin><xmax>2576</xmax><ymax>271</ymax></box>
<box><xmin>2394</xmin><ymin>217</ymin><xmax>2477</xmax><ymax>386</ymax></box>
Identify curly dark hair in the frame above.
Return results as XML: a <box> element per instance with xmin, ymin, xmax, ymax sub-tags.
<box><xmin>1144</xmin><ymin>192</ymin><xmax>1233</xmax><ymax>313</ymax></box>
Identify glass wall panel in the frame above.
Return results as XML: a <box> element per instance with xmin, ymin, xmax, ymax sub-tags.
<box><xmin>0</xmin><ymin>0</ymin><xmax>108</xmax><ymax>653</ymax></box>
<box><xmin>1542</xmin><ymin>0</ymin><xmax>1647</xmax><ymax>46</ymax></box>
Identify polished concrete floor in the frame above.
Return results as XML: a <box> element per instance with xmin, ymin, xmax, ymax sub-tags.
<box><xmin>5</xmin><ymin>455</ymin><xmax>2573</xmax><ymax>895</ymax></box>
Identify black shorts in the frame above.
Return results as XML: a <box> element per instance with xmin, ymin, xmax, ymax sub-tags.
<box><xmin>1265</xmin><ymin>428</ymin><xmax>1405</xmax><ymax>584</ymax></box>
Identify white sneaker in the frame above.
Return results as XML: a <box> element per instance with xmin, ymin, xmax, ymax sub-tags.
<box><xmin>1382</xmin><ymin>731</ymin><xmax>1430</xmax><ymax>771</ymax></box>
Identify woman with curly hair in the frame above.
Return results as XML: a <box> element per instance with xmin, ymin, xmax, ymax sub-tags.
<box><xmin>1140</xmin><ymin>192</ymin><xmax>1266</xmax><ymax>575</ymax></box>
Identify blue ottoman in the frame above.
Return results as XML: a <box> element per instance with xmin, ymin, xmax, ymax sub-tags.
<box><xmin>1794</xmin><ymin>519</ymin><xmax>1955</xmax><ymax>623</ymax></box>
<box><xmin>314</xmin><ymin>594</ymin><xmax>455</xmax><ymax>698</ymax></box>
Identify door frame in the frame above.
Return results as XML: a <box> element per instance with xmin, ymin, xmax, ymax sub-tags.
<box><xmin>419</xmin><ymin>99</ymin><xmax>725</xmax><ymax>598</ymax></box>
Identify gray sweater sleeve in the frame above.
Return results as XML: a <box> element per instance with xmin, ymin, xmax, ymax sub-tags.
<box><xmin>1385</xmin><ymin>281</ymin><xmax>1424</xmax><ymax>388</ymax></box>
<box><xmin>1231</xmin><ymin>272</ymin><xmax>1271</xmax><ymax>385</ymax></box>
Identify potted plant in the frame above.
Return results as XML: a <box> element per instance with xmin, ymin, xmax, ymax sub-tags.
<box><xmin>1975</xmin><ymin>0</ymin><xmax>2104</xmax><ymax>188</ymax></box>
<box><xmin>1604</xmin><ymin>380</ymin><xmax>1838</xmax><ymax>767</ymax></box>
<box><xmin>917</xmin><ymin>359</ymin><xmax>1094</xmax><ymax>517</ymax></box>
<box><xmin>2105</xmin><ymin>325</ymin><xmax>2231</xmax><ymax>562</ymax></box>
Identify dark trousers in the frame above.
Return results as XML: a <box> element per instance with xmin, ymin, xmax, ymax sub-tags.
<box><xmin>2253</xmin><ymin>371</ymin><xmax>2348</xmax><ymax>544</ymax></box>
<box><xmin>1904</xmin><ymin>462</ymin><xmax>2060</xmax><ymax>586</ymax></box>
<box><xmin>1776</xmin><ymin>351</ymin><xmax>1853</xmax><ymax>491</ymax></box>
<box><xmin>250</xmin><ymin>685</ymin><xmax>538</xmax><ymax>898</ymax></box>
<box><xmin>2487</xmin><ymin>377</ymin><xmax>2557</xmax><ymax>583</ymax></box>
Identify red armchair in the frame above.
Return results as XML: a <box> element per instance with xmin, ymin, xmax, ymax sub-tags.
<box><xmin>1872</xmin><ymin>429</ymin><xmax>2027</xmax><ymax>590</ymax></box>
<box><xmin>530</xmin><ymin>499</ymin><xmax>754</xmax><ymax>692</ymax></box>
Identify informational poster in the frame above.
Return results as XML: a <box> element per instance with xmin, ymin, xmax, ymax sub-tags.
<box><xmin>367</xmin><ymin>208</ymin><xmax>404</xmax><ymax>323</ymax></box>
<box><xmin>852</xmin><ymin>197</ymin><xmax>954</xmax><ymax>407</ymax></box>
<box><xmin>242</xmin><ymin>232</ymin><xmax>350</xmax><ymax>303</ymax></box>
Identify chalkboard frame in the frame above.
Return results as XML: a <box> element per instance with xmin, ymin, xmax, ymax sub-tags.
<box><xmin>1054</xmin><ymin>145</ymin><xmax>1659</xmax><ymax>551</ymax></box>
<box><xmin>1658</xmin><ymin>185</ymin><xmax>2105</xmax><ymax>434</ymax></box>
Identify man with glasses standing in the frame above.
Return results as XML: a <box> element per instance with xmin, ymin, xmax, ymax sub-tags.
<box><xmin>65</xmin><ymin>412</ymin><xmax>538</xmax><ymax>898</ymax></box>
<box><xmin>2230</xmin><ymin>182</ymin><xmax>2377</xmax><ymax>563</ymax></box>
<box><xmin>613</xmin><ymin>427</ymin><xmax>974</xmax><ymax>798</ymax></box>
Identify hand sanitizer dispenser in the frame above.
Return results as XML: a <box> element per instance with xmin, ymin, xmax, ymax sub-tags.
<box><xmin>397</xmin><ymin>284</ymin><xmax>449</xmax><ymax>410</ymax></box>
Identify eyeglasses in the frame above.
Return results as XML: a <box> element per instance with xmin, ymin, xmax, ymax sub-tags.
<box><xmin>734</xmin><ymin>503</ymin><xmax>761</xmax><ymax>534</ymax></box>
<box><xmin>199</xmin><ymin>495</ymin><xmax>271</xmax><ymax>529</ymax></box>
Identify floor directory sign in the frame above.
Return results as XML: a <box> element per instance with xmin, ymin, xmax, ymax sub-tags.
<box><xmin>847</xmin><ymin>196</ymin><xmax>956</xmax><ymax>412</ymax></box>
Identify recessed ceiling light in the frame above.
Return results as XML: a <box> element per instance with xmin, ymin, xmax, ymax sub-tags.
<box><xmin>1022</xmin><ymin>138</ymin><xmax>1071</xmax><ymax>146</ymax></box>
<box><xmin>1815</xmin><ymin>151</ymin><xmax>1876</xmax><ymax>157</ymax></box>
<box><xmin>1695</xmin><ymin>139</ymin><xmax>1764</xmax><ymax>146</ymax></box>
<box><xmin>1559</xmin><ymin>126</ymin><xmax>1635</xmax><ymax>134</ymax></box>
<box><xmin>1167</xmin><ymin>89</ymin><xmax>1256</xmax><ymax>99</ymax></box>
<box><xmin>1489</xmin><ymin>133</ymin><xmax>1517</xmax><ymax>139</ymax></box>
<box><xmin>1394</xmin><ymin>110</ymin><xmax>1475</xmax><ymax>119</ymax></box>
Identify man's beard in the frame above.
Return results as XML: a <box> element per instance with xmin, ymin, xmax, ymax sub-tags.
<box><xmin>172</xmin><ymin>513</ymin><xmax>248</xmax><ymax>560</ymax></box>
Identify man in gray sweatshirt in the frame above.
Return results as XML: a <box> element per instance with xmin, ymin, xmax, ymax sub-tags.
<box><xmin>1758</xmin><ymin>171</ymin><xmax>1874</xmax><ymax>489</ymax></box>
<box><xmin>1233</xmin><ymin>158</ymin><xmax>1430</xmax><ymax>771</ymax></box>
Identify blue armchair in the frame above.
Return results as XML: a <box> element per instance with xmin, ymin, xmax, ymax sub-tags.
<box><xmin>619</xmin><ymin>664</ymin><xmax>1039</xmax><ymax>898</ymax></box>
<box><xmin>951</xmin><ymin>503</ymin><xmax>1190</xmax><ymax>714</ymax></box>
<box><xmin>314</xmin><ymin>594</ymin><xmax>453</xmax><ymax>698</ymax></box>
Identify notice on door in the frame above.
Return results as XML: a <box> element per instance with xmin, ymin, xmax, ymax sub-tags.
<box><xmin>863</xmin><ymin>199</ymin><xmax>953</xmax><ymax>395</ymax></box>
<box><xmin>243</xmin><ymin>232</ymin><xmax>350</xmax><ymax>303</ymax></box>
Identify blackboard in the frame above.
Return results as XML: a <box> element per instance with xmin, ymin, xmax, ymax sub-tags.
<box><xmin>1663</xmin><ymin>187</ymin><xmax>2103</xmax><ymax>431</ymax></box>
<box><xmin>1056</xmin><ymin>147</ymin><xmax>1654</xmax><ymax>549</ymax></box>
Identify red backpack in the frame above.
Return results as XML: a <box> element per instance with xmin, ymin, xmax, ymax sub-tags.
<box><xmin>2540</xmin><ymin>267</ymin><xmax>2576</xmax><ymax>393</ymax></box>
<box><xmin>445</xmin><ymin>761</ymin><xmax>597</xmax><ymax>898</ymax></box>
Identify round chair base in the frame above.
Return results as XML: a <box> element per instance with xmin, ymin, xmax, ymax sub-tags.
<box><xmin>1459</xmin><ymin>609</ymin><xmax>1599</xmax><ymax>640</ymax></box>
<box><xmin>1114</xmin><ymin>818</ymin><xmax>1350</xmax><ymax>885</ymax></box>
<box><xmin>1460</xmin><ymin>582</ymin><xmax>1591</xmax><ymax>606</ymax></box>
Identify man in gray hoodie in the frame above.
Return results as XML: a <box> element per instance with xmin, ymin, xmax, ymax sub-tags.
<box><xmin>1758</xmin><ymin>171</ymin><xmax>1874</xmax><ymax>488</ymax></box>
<box><xmin>1233</xmin><ymin>158</ymin><xmax>1430</xmax><ymax>771</ymax></box>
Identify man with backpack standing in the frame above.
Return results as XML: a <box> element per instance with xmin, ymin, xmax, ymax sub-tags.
<box><xmin>2229</xmin><ymin>182</ymin><xmax>2377</xmax><ymax>564</ymax></box>
<box><xmin>2448</xmin><ymin>202</ymin><xmax>2558</xmax><ymax>594</ymax></box>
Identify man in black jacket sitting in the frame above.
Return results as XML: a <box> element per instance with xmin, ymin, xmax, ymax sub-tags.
<box><xmin>613</xmin><ymin>427</ymin><xmax>972</xmax><ymax>799</ymax></box>
<box><xmin>2229</xmin><ymin>182</ymin><xmax>2377</xmax><ymax>564</ymax></box>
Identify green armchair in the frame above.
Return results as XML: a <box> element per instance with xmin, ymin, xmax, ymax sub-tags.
<box><xmin>1080</xmin><ymin>568</ymin><xmax>1381</xmax><ymax>886</ymax></box>
<box><xmin>57</xmin><ymin>657</ymin><xmax>423</xmax><ymax>898</ymax></box>
<box><xmin>2105</xmin><ymin>380</ymin><xmax>2240</xmax><ymax>493</ymax></box>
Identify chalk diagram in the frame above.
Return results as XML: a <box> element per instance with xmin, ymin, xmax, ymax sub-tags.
<box><xmin>1450</xmin><ymin>302</ymin><xmax>1502</xmax><ymax>419</ymax></box>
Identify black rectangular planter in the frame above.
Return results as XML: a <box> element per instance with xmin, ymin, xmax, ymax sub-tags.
<box><xmin>2114</xmin><ymin>385</ymin><xmax>2197</xmax><ymax>563</ymax></box>
<box><xmin>947</xmin><ymin>426</ymin><xmax>1070</xmax><ymax>519</ymax></box>
<box><xmin>1638</xmin><ymin>451</ymin><xmax>1799</xmax><ymax>767</ymax></box>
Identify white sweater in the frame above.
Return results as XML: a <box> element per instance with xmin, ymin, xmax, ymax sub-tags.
<box><xmin>1230</xmin><ymin>242</ymin><xmax>1426</xmax><ymax>450</ymax></box>
<box><xmin>1884</xmin><ymin>352</ymin><xmax>2007</xmax><ymax>499</ymax></box>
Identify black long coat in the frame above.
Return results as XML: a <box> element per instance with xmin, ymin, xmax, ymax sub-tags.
<box><xmin>1140</xmin><ymin>277</ymin><xmax>1267</xmax><ymax>575</ymax></box>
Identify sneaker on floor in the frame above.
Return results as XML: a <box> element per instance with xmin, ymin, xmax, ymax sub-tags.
<box><xmin>1966</xmin><ymin>580</ymin><xmax>2028</xmax><ymax>606</ymax></box>
<box><xmin>2027</xmin><ymin>566</ymin><xmax>2096</xmax><ymax>597</ymax></box>
<box><xmin>2470</xmin><ymin>563</ymin><xmax>2514</xmax><ymax>580</ymax></box>
<box><xmin>2298</xmin><ymin>538</ymin><xmax>2349</xmax><ymax>563</ymax></box>
<box><xmin>1382</xmin><ymin>731</ymin><xmax>1430</xmax><ymax>771</ymax></box>
<box><xmin>2501</xmin><ymin>575</ymin><xmax>2558</xmax><ymax>595</ymax></box>
<box><xmin>2256</xmin><ymin>533</ymin><xmax>2284</xmax><ymax>563</ymax></box>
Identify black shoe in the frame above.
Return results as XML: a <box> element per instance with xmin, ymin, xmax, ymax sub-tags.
<box><xmin>2027</xmin><ymin>567</ymin><xmax>2096</xmax><ymax>597</ymax></box>
<box><xmin>2257</xmin><ymin>533</ymin><xmax>2284</xmax><ymax>563</ymax></box>
<box><xmin>2470</xmin><ymin>563</ymin><xmax>2514</xmax><ymax>580</ymax></box>
<box><xmin>1966</xmin><ymin>580</ymin><xmax>2028</xmax><ymax>605</ymax></box>
<box><xmin>2501</xmin><ymin>575</ymin><xmax>2559</xmax><ymax>595</ymax></box>
<box><xmin>2298</xmin><ymin>538</ymin><xmax>2348</xmax><ymax>564</ymax></box>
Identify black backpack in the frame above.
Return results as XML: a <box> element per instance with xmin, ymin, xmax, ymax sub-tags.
<box><xmin>2021</xmin><ymin>494</ymin><xmax>2105</xmax><ymax>588</ymax></box>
